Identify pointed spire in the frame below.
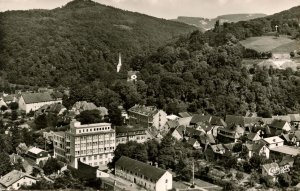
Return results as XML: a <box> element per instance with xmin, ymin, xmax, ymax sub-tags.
<box><xmin>117</xmin><ymin>53</ymin><xmax>122</xmax><ymax>73</ymax></box>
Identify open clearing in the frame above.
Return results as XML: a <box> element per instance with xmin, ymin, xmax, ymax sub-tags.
<box><xmin>240</xmin><ymin>36</ymin><xmax>299</xmax><ymax>53</ymax></box>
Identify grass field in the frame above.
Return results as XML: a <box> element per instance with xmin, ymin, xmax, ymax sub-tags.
<box><xmin>239</xmin><ymin>36</ymin><xmax>299</xmax><ymax>53</ymax></box>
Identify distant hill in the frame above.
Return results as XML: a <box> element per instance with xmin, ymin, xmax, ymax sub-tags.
<box><xmin>172</xmin><ymin>13</ymin><xmax>267</xmax><ymax>31</ymax></box>
<box><xmin>0</xmin><ymin>0</ymin><xmax>196</xmax><ymax>87</ymax></box>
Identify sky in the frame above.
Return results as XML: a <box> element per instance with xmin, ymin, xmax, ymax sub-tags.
<box><xmin>1</xmin><ymin>0</ymin><xmax>300</xmax><ymax>19</ymax></box>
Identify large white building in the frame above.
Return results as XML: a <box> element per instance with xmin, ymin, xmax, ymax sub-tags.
<box><xmin>115</xmin><ymin>156</ymin><xmax>172</xmax><ymax>191</ymax></box>
<box><xmin>53</xmin><ymin>120</ymin><xmax>115</xmax><ymax>168</ymax></box>
<box><xmin>18</xmin><ymin>92</ymin><xmax>62</xmax><ymax>113</ymax></box>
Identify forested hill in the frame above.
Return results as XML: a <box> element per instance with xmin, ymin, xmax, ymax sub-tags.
<box><xmin>172</xmin><ymin>13</ymin><xmax>267</xmax><ymax>31</ymax></box>
<box><xmin>208</xmin><ymin>5</ymin><xmax>300</xmax><ymax>42</ymax></box>
<box><xmin>0</xmin><ymin>0</ymin><xmax>195</xmax><ymax>86</ymax></box>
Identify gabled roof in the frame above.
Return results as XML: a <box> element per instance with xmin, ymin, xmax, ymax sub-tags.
<box><xmin>187</xmin><ymin>138</ymin><xmax>200</xmax><ymax>146</ymax></box>
<box><xmin>210</xmin><ymin>116</ymin><xmax>226</xmax><ymax>126</ymax></box>
<box><xmin>165</xmin><ymin>120</ymin><xmax>179</xmax><ymax>129</ymax></box>
<box><xmin>279</xmin><ymin>155</ymin><xmax>294</xmax><ymax>166</ymax></box>
<box><xmin>190</xmin><ymin>115</ymin><xmax>211</xmax><ymax>124</ymax></box>
<box><xmin>178</xmin><ymin>112</ymin><xmax>192</xmax><ymax>118</ymax></box>
<box><xmin>175</xmin><ymin>126</ymin><xmax>202</xmax><ymax>138</ymax></box>
<box><xmin>177</xmin><ymin>117</ymin><xmax>192</xmax><ymax>127</ymax></box>
<box><xmin>247</xmin><ymin>132</ymin><xmax>261</xmax><ymax>141</ymax></box>
<box><xmin>0</xmin><ymin>170</ymin><xmax>36</xmax><ymax>188</ymax></box>
<box><xmin>269</xmin><ymin>120</ymin><xmax>289</xmax><ymax>129</ymax></box>
<box><xmin>270</xmin><ymin>145</ymin><xmax>300</xmax><ymax>156</ymax></box>
<box><xmin>263</xmin><ymin>136</ymin><xmax>284</xmax><ymax>144</ymax></box>
<box><xmin>199</xmin><ymin>134</ymin><xmax>215</xmax><ymax>145</ymax></box>
<box><xmin>115</xmin><ymin>156</ymin><xmax>168</xmax><ymax>181</ymax></box>
<box><xmin>252</xmin><ymin>140</ymin><xmax>267</xmax><ymax>152</ymax></box>
<box><xmin>21</xmin><ymin>92</ymin><xmax>55</xmax><ymax>104</ymax></box>
<box><xmin>225</xmin><ymin>115</ymin><xmax>244</xmax><ymax>126</ymax></box>
<box><xmin>288</xmin><ymin>114</ymin><xmax>300</xmax><ymax>122</ymax></box>
<box><xmin>223</xmin><ymin>143</ymin><xmax>235</xmax><ymax>151</ymax></box>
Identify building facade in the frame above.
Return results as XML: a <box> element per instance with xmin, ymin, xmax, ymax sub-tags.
<box><xmin>18</xmin><ymin>92</ymin><xmax>62</xmax><ymax>113</ymax></box>
<box><xmin>115</xmin><ymin>156</ymin><xmax>172</xmax><ymax>191</ymax></box>
<box><xmin>0</xmin><ymin>170</ymin><xmax>36</xmax><ymax>190</ymax></box>
<box><xmin>53</xmin><ymin>121</ymin><xmax>115</xmax><ymax>168</ymax></box>
<box><xmin>115</xmin><ymin>126</ymin><xmax>147</xmax><ymax>146</ymax></box>
<box><xmin>128</xmin><ymin>105</ymin><xmax>167</xmax><ymax>130</ymax></box>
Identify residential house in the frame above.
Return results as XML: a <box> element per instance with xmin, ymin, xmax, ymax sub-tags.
<box><xmin>269</xmin><ymin>120</ymin><xmax>292</xmax><ymax>135</ymax></box>
<box><xmin>2</xmin><ymin>94</ymin><xmax>18</xmax><ymax>105</ymax></box>
<box><xmin>262</xmin><ymin>163</ymin><xmax>280</xmax><ymax>182</ymax></box>
<box><xmin>217</xmin><ymin>124</ymin><xmax>245</xmax><ymax>143</ymax></box>
<box><xmin>225</xmin><ymin>115</ymin><xmax>262</xmax><ymax>128</ymax></box>
<box><xmin>171</xmin><ymin>126</ymin><xmax>201</xmax><ymax>141</ymax></box>
<box><xmin>177</xmin><ymin>117</ymin><xmax>192</xmax><ymax>127</ymax></box>
<box><xmin>190</xmin><ymin>115</ymin><xmax>212</xmax><ymax>127</ymax></box>
<box><xmin>243</xmin><ymin>140</ymin><xmax>270</xmax><ymax>158</ymax></box>
<box><xmin>187</xmin><ymin>138</ymin><xmax>201</xmax><ymax>149</ymax></box>
<box><xmin>162</xmin><ymin>120</ymin><xmax>179</xmax><ymax>134</ymax></box>
<box><xmin>128</xmin><ymin>105</ymin><xmax>167</xmax><ymax>130</ymax></box>
<box><xmin>204</xmin><ymin>144</ymin><xmax>226</xmax><ymax>161</ymax></box>
<box><xmin>115</xmin><ymin>126</ymin><xmax>147</xmax><ymax>146</ymax></box>
<box><xmin>247</xmin><ymin>131</ymin><xmax>262</xmax><ymax>143</ymax></box>
<box><xmin>288</xmin><ymin>114</ymin><xmax>300</xmax><ymax>127</ymax></box>
<box><xmin>115</xmin><ymin>156</ymin><xmax>172</xmax><ymax>191</ymax></box>
<box><xmin>210</xmin><ymin>116</ymin><xmax>226</xmax><ymax>137</ymax></box>
<box><xmin>0</xmin><ymin>170</ymin><xmax>37</xmax><ymax>190</ymax></box>
<box><xmin>26</xmin><ymin>147</ymin><xmax>50</xmax><ymax>166</ymax></box>
<box><xmin>0</xmin><ymin>97</ymin><xmax>7</xmax><ymax>108</ymax></box>
<box><xmin>280</xmin><ymin>134</ymin><xmax>297</xmax><ymax>146</ymax></box>
<box><xmin>199</xmin><ymin>133</ymin><xmax>216</xmax><ymax>147</ymax></box>
<box><xmin>263</xmin><ymin>136</ymin><xmax>284</xmax><ymax>149</ymax></box>
<box><xmin>35</xmin><ymin>103</ymin><xmax>66</xmax><ymax>117</ymax></box>
<box><xmin>18</xmin><ymin>92</ymin><xmax>62</xmax><ymax>113</ymax></box>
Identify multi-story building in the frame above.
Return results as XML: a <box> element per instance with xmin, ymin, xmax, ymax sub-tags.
<box><xmin>53</xmin><ymin>131</ymin><xmax>66</xmax><ymax>161</ymax></box>
<box><xmin>53</xmin><ymin>120</ymin><xmax>115</xmax><ymax>168</ymax></box>
<box><xmin>115</xmin><ymin>126</ymin><xmax>147</xmax><ymax>146</ymax></box>
<box><xmin>128</xmin><ymin>105</ymin><xmax>167</xmax><ymax>130</ymax></box>
<box><xmin>115</xmin><ymin>156</ymin><xmax>172</xmax><ymax>191</ymax></box>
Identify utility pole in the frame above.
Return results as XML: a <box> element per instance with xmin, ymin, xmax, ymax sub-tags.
<box><xmin>192</xmin><ymin>160</ymin><xmax>195</xmax><ymax>186</ymax></box>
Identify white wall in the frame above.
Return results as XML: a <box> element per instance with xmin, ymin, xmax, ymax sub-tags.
<box><xmin>155</xmin><ymin>171</ymin><xmax>172</xmax><ymax>191</ymax></box>
<box><xmin>9</xmin><ymin>177</ymin><xmax>36</xmax><ymax>190</ymax></box>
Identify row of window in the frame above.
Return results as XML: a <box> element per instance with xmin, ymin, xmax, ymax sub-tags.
<box><xmin>75</xmin><ymin>147</ymin><xmax>115</xmax><ymax>156</ymax></box>
<box><xmin>77</xmin><ymin>126</ymin><xmax>111</xmax><ymax>134</ymax></box>
<box><xmin>75</xmin><ymin>134</ymin><xmax>114</xmax><ymax>141</ymax></box>
<box><xmin>75</xmin><ymin>140</ymin><xmax>114</xmax><ymax>148</ymax></box>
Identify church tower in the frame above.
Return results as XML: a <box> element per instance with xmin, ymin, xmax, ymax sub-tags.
<box><xmin>117</xmin><ymin>53</ymin><xmax>122</xmax><ymax>73</ymax></box>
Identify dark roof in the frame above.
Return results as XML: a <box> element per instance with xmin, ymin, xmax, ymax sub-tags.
<box><xmin>115</xmin><ymin>126</ymin><xmax>146</xmax><ymax>135</ymax></box>
<box><xmin>191</xmin><ymin>115</ymin><xmax>211</xmax><ymax>124</ymax></box>
<box><xmin>225</xmin><ymin>115</ymin><xmax>245</xmax><ymax>126</ymax></box>
<box><xmin>178</xmin><ymin>112</ymin><xmax>192</xmax><ymax>118</ymax></box>
<box><xmin>210</xmin><ymin>116</ymin><xmax>225</xmax><ymax>126</ymax></box>
<box><xmin>22</xmin><ymin>92</ymin><xmax>55</xmax><ymax>104</ymax></box>
<box><xmin>247</xmin><ymin>132</ymin><xmax>260</xmax><ymax>141</ymax></box>
<box><xmin>199</xmin><ymin>134</ymin><xmax>215</xmax><ymax>144</ymax></box>
<box><xmin>115</xmin><ymin>156</ymin><xmax>167</xmax><ymax>181</ymax></box>
<box><xmin>269</xmin><ymin>120</ymin><xmax>288</xmax><ymax>129</ymax></box>
<box><xmin>187</xmin><ymin>138</ymin><xmax>199</xmax><ymax>146</ymax></box>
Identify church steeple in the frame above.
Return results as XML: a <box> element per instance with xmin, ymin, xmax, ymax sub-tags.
<box><xmin>117</xmin><ymin>53</ymin><xmax>122</xmax><ymax>73</ymax></box>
